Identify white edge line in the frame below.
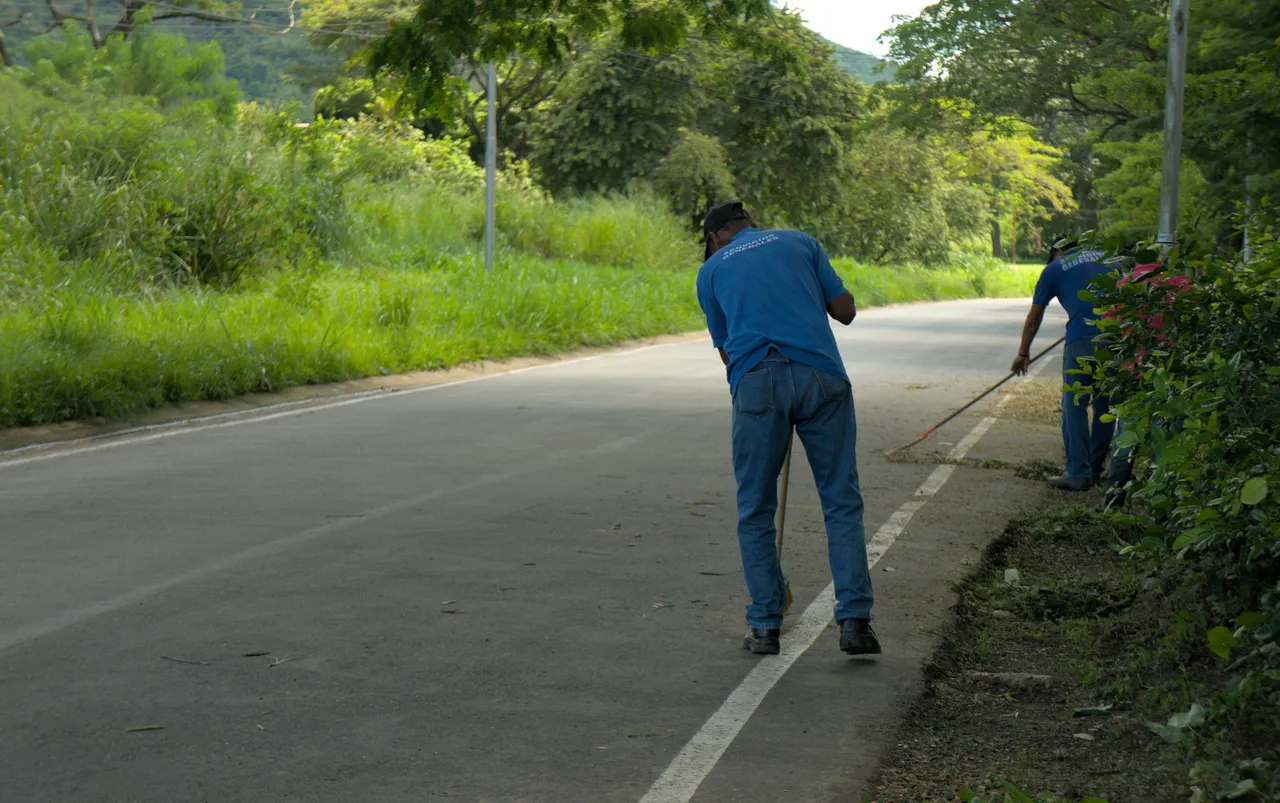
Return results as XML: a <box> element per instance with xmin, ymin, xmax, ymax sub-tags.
<box><xmin>637</xmin><ymin>350</ymin><xmax>1062</xmax><ymax>803</ymax></box>
<box><xmin>0</xmin><ymin>343</ymin><xmax>672</xmax><ymax>470</ymax></box>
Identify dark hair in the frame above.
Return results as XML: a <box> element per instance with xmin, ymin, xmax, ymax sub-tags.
<box><xmin>1046</xmin><ymin>237</ymin><xmax>1078</xmax><ymax>264</ymax></box>
<box><xmin>702</xmin><ymin>210</ymin><xmax>757</xmax><ymax>261</ymax></box>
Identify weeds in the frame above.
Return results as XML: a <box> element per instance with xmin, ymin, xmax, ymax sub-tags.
<box><xmin>0</xmin><ymin>40</ymin><xmax>1044</xmax><ymax>429</ymax></box>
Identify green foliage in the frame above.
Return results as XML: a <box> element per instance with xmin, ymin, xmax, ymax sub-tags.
<box><xmin>1087</xmin><ymin>232</ymin><xmax>1280</xmax><ymax>800</ymax></box>
<box><xmin>3</xmin><ymin>0</ymin><xmax>338</xmax><ymax>110</ymax></box>
<box><xmin>887</xmin><ymin>0</ymin><xmax>1164</xmax><ymax>132</ymax></box>
<box><xmin>1093</xmin><ymin>136</ymin><xmax>1215</xmax><ymax>245</ymax></box>
<box><xmin>828</xmin><ymin>129</ymin><xmax>973</xmax><ymax>263</ymax></box>
<box><xmin>833</xmin><ymin>257</ymin><xmax>1040</xmax><ymax>306</ymax></box>
<box><xmin>885</xmin><ymin>0</ymin><xmax>1280</xmax><ymax>242</ymax></box>
<box><xmin>954</xmin><ymin>780</ymin><xmax>1109</xmax><ymax>803</ymax></box>
<box><xmin>649</xmin><ymin>128</ymin><xmax>737</xmax><ymax>233</ymax></box>
<box><xmin>528</xmin><ymin>41</ymin><xmax>709</xmax><ymax>197</ymax></box>
<box><xmin>22</xmin><ymin>20</ymin><xmax>240</xmax><ymax>120</ymax></box>
<box><xmin>366</xmin><ymin>0</ymin><xmax>779</xmax><ymax>111</ymax></box>
<box><xmin>0</xmin><ymin>255</ymin><xmax>707</xmax><ymax>427</ymax></box>
<box><xmin>0</xmin><ymin>72</ymin><xmax>325</xmax><ymax>285</ymax></box>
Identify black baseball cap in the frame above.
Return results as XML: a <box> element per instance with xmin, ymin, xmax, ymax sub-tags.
<box><xmin>703</xmin><ymin>201</ymin><xmax>750</xmax><ymax>236</ymax></box>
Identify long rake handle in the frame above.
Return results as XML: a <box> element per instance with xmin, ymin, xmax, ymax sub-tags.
<box><xmin>775</xmin><ymin>430</ymin><xmax>794</xmax><ymax>555</ymax></box>
<box><xmin>891</xmin><ymin>336</ymin><xmax>1066</xmax><ymax>454</ymax></box>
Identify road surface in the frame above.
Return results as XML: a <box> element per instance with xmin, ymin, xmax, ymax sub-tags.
<box><xmin>0</xmin><ymin>299</ymin><xmax>1067</xmax><ymax>802</ymax></box>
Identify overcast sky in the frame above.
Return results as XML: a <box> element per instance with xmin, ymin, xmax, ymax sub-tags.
<box><xmin>782</xmin><ymin>0</ymin><xmax>934</xmax><ymax>56</ymax></box>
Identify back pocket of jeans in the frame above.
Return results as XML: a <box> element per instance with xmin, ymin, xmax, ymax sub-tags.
<box><xmin>734</xmin><ymin>368</ymin><xmax>773</xmax><ymax>417</ymax></box>
<box><xmin>812</xmin><ymin>367</ymin><xmax>850</xmax><ymax>402</ymax></box>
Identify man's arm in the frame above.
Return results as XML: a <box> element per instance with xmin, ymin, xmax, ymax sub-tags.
<box><xmin>826</xmin><ymin>291</ymin><xmax>856</xmax><ymax>325</ymax></box>
<box><xmin>696</xmin><ymin>267</ymin><xmax>730</xmax><ymax>367</ymax></box>
<box><xmin>809</xmin><ymin>236</ymin><xmax>855</xmax><ymax>325</ymax></box>
<box><xmin>1011</xmin><ymin>304</ymin><xmax>1046</xmax><ymax>374</ymax></box>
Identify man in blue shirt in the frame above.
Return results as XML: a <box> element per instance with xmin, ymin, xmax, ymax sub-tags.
<box><xmin>696</xmin><ymin>201</ymin><xmax>878</xmax><ymax>657</ymax></box>
<box><xmin>1011</xmin><ymin>240</ymin><xmax>1116</xmax><ymax>491</ymax></box>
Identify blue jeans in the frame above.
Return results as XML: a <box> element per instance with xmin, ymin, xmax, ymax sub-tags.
<box><xmin>731</xmin><ymin>351</ymin><xmax>873</xmax><ymax>630</ymax></box>
<box><xmin>1108</xmin><ymin>417</ymin><xmax>1134</xmax><ymax>489</ymax></box>
<box><xmin>1062</xmin><ymin>337</ymin><xmax>1115</xmax><ymax>480</ymax></box>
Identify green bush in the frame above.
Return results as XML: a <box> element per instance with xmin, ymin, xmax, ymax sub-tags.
<box><xmin>0</xmin><ymin>74</ymin><xmax>327</xmax><ymax>287</ymax></box>
<box><xmin>22</xmin><ymin>20</ymin><xmax>240</xmax><ymax>120</ymax></box>
<box><xmin>1088</xmin><ymin>232</ymin><xmax>1280</xmax><ymax>800</ymax></box>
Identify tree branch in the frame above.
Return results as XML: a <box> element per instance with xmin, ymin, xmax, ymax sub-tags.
<box><xmin>85</xmin><ymin>0</ymin><xmax>102</xmax><ymax>47</ymax></box>
<box><xmin>112</xmin><ymin>0</ymin><xmax>299</xmax><ymax>41</ymax></box>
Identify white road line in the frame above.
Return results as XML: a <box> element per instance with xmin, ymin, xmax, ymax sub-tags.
<box><xmin>637</xmin><ymin>354</ymin><xmax>1060</xmax><ymax>803</ymax></box>
<box><xmin>0</xmin><ymin>343</ymin><xmax>672</xmax><ymax>470</ymax></box>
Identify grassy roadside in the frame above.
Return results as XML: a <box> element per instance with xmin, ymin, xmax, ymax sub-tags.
<box><xmin>0</xmin><ymin>246</ymin><xmax>1041</xmax><ymax>430</ymax></box>
<box><xmin>865</xmin><ymin>503</ymin><xmax>1278</xmax><ymax>803</ymax></box>
<box><xmin>0</xmin><ymin>254</ymin><xmax>703</xmax><ymax>428</ymax></box>
<box><xmin>1</xmin><ymin>63</ymin><xmax>1044</xmax><ymax>431</ymax></box>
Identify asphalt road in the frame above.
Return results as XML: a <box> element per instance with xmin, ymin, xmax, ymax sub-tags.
<box><xmin>0</xmin><ymin>299</ymin><xmax>1067</xmax><ymax>803</ymax></box>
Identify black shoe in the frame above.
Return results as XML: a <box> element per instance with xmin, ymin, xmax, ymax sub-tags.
<box><xmin>1104</xmin><ymin>486</ymin><xmax>1127</xmax><ymax>510</ymax></box>
<box><xmin>1047</xmin><ymin>474</ymin><xmax>1092</xmax><ymax>491</ymax></box>
<box><xmin>840</xmin><ymin>618</ymin><xmax>881</xmax><ymax>655</ymax></box>
<box><xmin>743</xmin><ymin>628</ymin><xmax>780</xmax><ymax>655</ymax></box>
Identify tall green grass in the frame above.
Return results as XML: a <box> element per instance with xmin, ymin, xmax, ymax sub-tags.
<box><xmin>0</xmin><ymin>255</ymin><xmax>704</xmax><ymax>427</ymax></box>
<box><xmin>342</xmin><ymin>184</ymin><xmax>699</xmax><ymax>270</ymax></box>
<box><xmin>834</xmin><ymin>256</ymin><xmax>1040</xmax><ymax>305</ymax></box>
<box><xmin>0</xmin><ymin>59</ymin><xmax>1044</xmax><ymax>430</ymax></box>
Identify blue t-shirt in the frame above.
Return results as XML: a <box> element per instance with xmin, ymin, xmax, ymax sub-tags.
<box><xmin>695</xmin><ymin>228</ymin><xmax>849</xmax><ymax>396</ymax></box>
<box><xmin>1033</xmin><ymin>248</ymin><xmax>1112</xmax><ymax>343</ymax></box>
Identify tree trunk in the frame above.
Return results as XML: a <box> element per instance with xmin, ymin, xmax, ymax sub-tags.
<box><xmin>0</xmin><ymin>31</ymin><xmax>12</xmax><ymax>68</ymax></box>
<box><xmin>1010</xmin><ymin>209</ymin><xmax>1017</xmax><ymax>264</ymax></box>
<box><xmin>991</xmin><ymin>218</ymin><xmax>1002</xmax><ymax>259</ymax></box>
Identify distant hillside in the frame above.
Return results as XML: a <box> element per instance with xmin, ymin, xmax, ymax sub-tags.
<box><xmin>2</xmin><ymin>1</ymin><xmax>339</xmax><ymax>111</ymax></box>
<box><xmin>820</xmin><ymin>37</ymin><xmax>897</xmax><ymax>85</ymax></box>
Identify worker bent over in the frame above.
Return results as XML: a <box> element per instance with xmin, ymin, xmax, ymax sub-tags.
<box><xmin>696</xmin><ymin>201</ymin><xmax>879</xmax><ymax>657</ymax></box>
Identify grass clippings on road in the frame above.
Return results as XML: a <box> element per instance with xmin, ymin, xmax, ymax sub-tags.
<box><xmin>865</xmin><ymin>505</ymin><xmax>1217</xmax><ymax>803</ymax></box>
<box><xmin>999</xmin><ymin>377</ymin><xmax>1065</xmax><ymax>427</ymax></box>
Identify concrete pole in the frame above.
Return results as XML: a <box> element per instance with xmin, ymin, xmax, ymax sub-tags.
<box><xmin>484</xmin><ymin>62</ymin><xmax>497</xmax><ymax>274</ymax></box>
<box><xmin>1157</xmin><ymin>0</ymin><xmax>1190</xmax><ymax>246</ymax></box>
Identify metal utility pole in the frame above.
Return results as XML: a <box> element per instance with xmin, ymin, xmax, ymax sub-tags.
<box><xmin>1157</xmin><ymin>0</ymin><xmax>1190</xmax><ymax>246</ymax></box>
<box><xmin>484</xmin><ymin>62</ymin><xmax>497</xmax><ymax>274</ymax></box>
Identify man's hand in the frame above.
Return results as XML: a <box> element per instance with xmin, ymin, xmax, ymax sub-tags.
<box><xmin>1013</xmin><ymin>304</ymin><xmax>1045</xmax><ymax>376</ymax></box>
<box><xmin>827</xmin><ymin>292</ymin><xmax>856</xmax><ymax>325</ymax></box>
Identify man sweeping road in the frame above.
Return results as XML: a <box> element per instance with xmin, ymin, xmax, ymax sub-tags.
<box><xmin>695</xmin><ymin>200</ymin><xmax>879</xmax><ymax>658</ymax></box>
<box><xmin>1012</xmin><ymin>240</ymin><xmax>1115</xmax><ymax>491</ymax></box>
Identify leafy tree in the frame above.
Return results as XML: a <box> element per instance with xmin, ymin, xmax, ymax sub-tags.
<box><xmin>3</xmin><ymin>1</ymin><xmax>342</xmax><ymax>109</ymax></box>
<box><xmin>22</xmin><ymin>19</ymin><xmax>240</xmax><ymax>118</ymax></box>
<box><xmin>649</xmin><ymin>128</ymin><xmax>736</xmax><ymax>232</ymax></box>
<box><xmin>1093</xmin><ymin>135</ymin><xmax>1214</xmax><ymax>246</ymax></box>
<box><xmin>952</xmin><ymin>123</ymin><xmax>1078</xmax><ymax>257</ymax></box>
<box><xmin>707</xmin><ymin>12</ymin><xmax>866</xmax><ymax>238</ymax></box>
<box><xmin>3</xmin><ymin>0</ymin><xmax>257</xmax><ymax>50</ymax></box>
<box><xmin>886</xmin><ymin>0</ymin><xmax>1165</xmax><ymax>132</ymax></box>
<box><xmin>526</xmin><ymin>40</ymin><xmax>708</xmax><ymax>195</ymax></box>
<box><xmin>366</xmin><ymin>0</ymin><xmax>780</xmax><ymax>112</ymax></box>
<box><xmin>826</xmin><ymin>129</ymin><xmax>979</xmax><ymax>263</ymax></box>
<box><xmin>885</xmin><ymin>0</ymin><xmax>1280</xmax><ymax>241</ymax></box>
